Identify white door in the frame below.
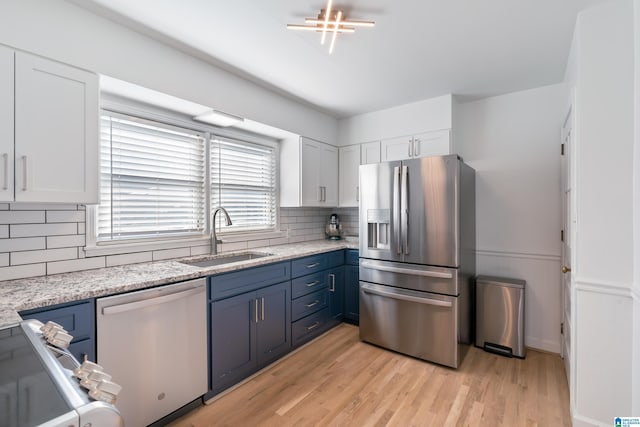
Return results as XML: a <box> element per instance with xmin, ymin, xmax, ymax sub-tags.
<box><xmin>360</xmin><ymin>141</ymin><xmax>381</xmax><ymax>164</ymax></box>
<box><xmin>560</xmin><ymin>108</ymin><xmax>573</xmax><ymax>388</ymax></box>
<box><xmin>320</xmin><ymin>143</ymin><xmax>338</xmax><ymax>206</ymax></box>
<box><xmin>14</xmin><ymin>52</ymin><xmax>98</xmax><ymax>203</ymax></box>
<box><xmin>413</xmin><ymin>129</ymin><xmax>451</xmax><ymax>158</ymax></box>
<box><xmin>339</xmin><ymin>145</ymin><xmax>360</xmax><ymax>207</ymax></box>
<box><xmin>380</xmin><ymin>136</ymin><xmax>413</xmax><ymax>162</ymax></box>
<box><xmin>0</xmin><ymin>46</ymin><xmax>13</xmax><ymax>202</ymax></box>
<box><xmin>300</xmin><ymin>137</ymin><xmax>322</xmax><ymax>206</ymax></box>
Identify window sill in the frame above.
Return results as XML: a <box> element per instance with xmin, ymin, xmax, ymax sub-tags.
<box><xmin>217</xmin><ymin>230</ymin><xmax>286</xmax><ymax>243</ymax></box>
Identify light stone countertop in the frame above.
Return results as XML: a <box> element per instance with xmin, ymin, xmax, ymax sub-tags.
<box><xmin>0</xmin><ymin>239</ymin><xmax>359</xmax><ymax>329</ymax></box>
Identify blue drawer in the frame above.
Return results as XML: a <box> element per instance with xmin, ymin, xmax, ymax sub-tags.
<box><xmin>210</xmin><ymin>261</ymin><xmax>290</xmax><ymax>301</ymax></box>
<box><xmin>21</xmin><ymin>299</ymin><xmax>94</xmax><ymax>342</ymax></box>
<box><xmin>292</xmin><ymin>307</ymin><xmax>330</xmax><ymax>347</ymax></box>
<box><xmin>291</xmin><ymin>289</ymin><xmax>328</xmax><ymax>322</ymax></box>
<box><xmin>291</xmin><ymin>271</ymin><xmax>328</xmax><ymax>299</ymax></box>
<box><xmin>345</xmin><ymin>249</ymin><xmax>359</xmax><ymax>266</ymax></box>
<box><xmin>291</xmin><ymin>250</ymin><xmax>344</xmax><ymax>278</ymax></box>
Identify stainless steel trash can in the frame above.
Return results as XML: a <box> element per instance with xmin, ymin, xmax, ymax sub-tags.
<box><xmin>475</xmin><ymin>276</ymin><xmax>526</xmax><ymax>358</ymax></box>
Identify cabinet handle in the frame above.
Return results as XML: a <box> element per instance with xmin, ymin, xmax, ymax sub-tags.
<box><xmin>305</xmin><ymin>300</ymin><xmax>320</xmax><ymax>308</ymax></box>
<box><xmin>2</xmin><ymin>153</ymin><xmax>7</xmax><ymax>191</ymax></box>
<box><xmin>261</xmin><ymin>297</ymin><xmax>265</xmax><ymax>321</ymax></box>
<box><xmin>255</xmin><ymin>299</ymin><xmax>259</xmax><ymax>323</ymax></box>
<box><xmin>408</xmin><ymin>140</ymin><xmax>413</xmax><ymax>157</ymax></box>
<box><xmin>414</xmin><ymin>139</ymin><xmax>420</xmax><ymax>156</ymax></box>
<box><xmin>21</xmin><ymin>155</ymin><xmax>27</xmax><ymax>191</ymax></box>
<box><xmin>329</xmin><ymin>273</ymin><xmax>335</xmax><ymax>292</ymax></box>
<box><xmin>321</xmin><ymin>186</ymin><xmax>326</xmax><ymax>202</ymax></box>
<box><xmin>305</xmin><ymin>280</ymin><xmax>320</xmax><ymax>287</ymax></box>
<box><xmin>306</xmin><ymin>263</ymin><xmax>320</xmax><ymax>269</ymax></box>
<box><xmin>306</xmin><ymin>321</ymin><xmax>320</xmax><ymax>331</ymax></box>
<box><xmin>356</xmin><ymin>186</ymin><xmax>359</xmax><ymax>202</ymax></box>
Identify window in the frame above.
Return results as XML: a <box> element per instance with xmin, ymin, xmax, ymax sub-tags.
<box><xmin>98</xmin><ymin>114</ymin><xmax>206</xmax><ymax>241</ymax></box>
<box><xmin>95</xmin><ymin>110</ymin><xmax>278</xmax><ymax>246</ymax></box>
<box><xmin>211</xmin><ymin>136</ymin><xmax>277</xmax><ymax>233</ymax></box>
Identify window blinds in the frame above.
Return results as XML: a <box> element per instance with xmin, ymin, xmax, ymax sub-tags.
<box><xmin>211</xmin><ymin>137</ymin><xmax>277</xmax><ymax>232</ymax></box>
<box><xmin>99</xmin><ymin>115</ymin><xmax>206</xmax><ymax>241</ymax></box>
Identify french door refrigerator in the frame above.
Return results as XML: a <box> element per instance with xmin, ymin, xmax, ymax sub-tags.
<box><xmin>359</xmin><ymin>154</ymin><xmax>475</xmax><ymax>368</ymax></box>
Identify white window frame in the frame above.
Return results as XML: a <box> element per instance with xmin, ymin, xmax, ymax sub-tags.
<box><xmin>84</xmin><ymin>98</ymin><xmax>283</xmax><ymax>257</ymax></box>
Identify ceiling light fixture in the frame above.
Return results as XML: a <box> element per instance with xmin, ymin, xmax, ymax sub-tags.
<box><xmin>286</xmin><ymin>0</ymin><xmax>375</xmax><ymax>53</ymax></box>
<box><xmin>194</xmin><ymin>110</ymin><xmax>244</xmax><ymax>127</ymax></box>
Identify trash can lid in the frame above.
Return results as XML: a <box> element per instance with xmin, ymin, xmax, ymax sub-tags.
<box><xmin>476</xmin><ymin>275</ymin><xmax>526</xmax><ymax>289</ymax></box>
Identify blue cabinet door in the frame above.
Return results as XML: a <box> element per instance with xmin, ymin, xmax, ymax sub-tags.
<box><xmin>327</xmin><ymin>266</ymin><xmax>345</xmax><ymax>328</ymax></box>
<box><xmin>344</xmin><ymin>265</ymin><xmax>360</xmax><ymax>324</ymax></box>
<box><xmin>256</xmin><ymin>281</ymin><xmax>291</xmax><ymax>367</ymax></box>
<box><xmin>210</xmin><ymin>292</ymin><xmax>257</xmax><ymax>394</ymax></box>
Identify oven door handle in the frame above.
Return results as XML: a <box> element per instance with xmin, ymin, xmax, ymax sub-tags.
<box><xmin>360</xmin><ymin>261</ymin><xmax>453</xmax><ymax>279</ymax></box>
<box><xmin>102</xmin><ymin>286</ymin><xmax>204</xmax><ymax>316</ymax></box>
<box><xmin>361</xmin><ymin>284</ymin><xmax>452</xmax><ymax>307</ymax></box>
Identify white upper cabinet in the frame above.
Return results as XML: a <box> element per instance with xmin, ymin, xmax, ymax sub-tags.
<box><xmin>0</xmin><ymin>46</ymin><xmax>14</xmax><ymax>202</ymax></box>
<box><xmin>14</xmin><ymin>51</ymin><xmax>99</xmax><ymax>204</ymax></box>
<box><xmin>339</xmin><ymin>145</ymin><xmax>360</xmax><ymax>207</ymax></box>
<box><xmin>281</xmin><ymin>136</ymin><xmax>339</xmax><ymax>207</ymax></box>
<box><xmin>380</xmin><ymin>129</ymin><xmax>451</xmax><ymax>162</ymax></box>
<box><xmin>360</xmin><ymin>141</ymin><xmax>381</xmax><ymax>165</ymax></box>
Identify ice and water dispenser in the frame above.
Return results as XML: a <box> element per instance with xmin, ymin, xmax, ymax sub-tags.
<box><xmin>366</xmin><ymin>209</ymin><xmax>391</xmax><ymax>250</ymax></box>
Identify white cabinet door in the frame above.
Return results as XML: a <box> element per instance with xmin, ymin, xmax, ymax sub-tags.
<box><xmin>0</xmin><ymin>46</ymin><xmax>14</xmax><ymax>202</ymax></box>
<box><xmin>14</xmin><ymin>52</ymin><xmax>98</xmax><ymax>203</ymax></box>
<box><xmin>360</xmin><ymin>141</ymin><xmax>381</xmax><ymax>165</ymax></box>
<box><xmin>339</xmin><ymin>145</ymin><xmax>360</xmax><ymax>207</ymax></box>
<box><xmin>381</xmin><ymin>136</ymin><xmax>412</xmax><ymax>162</ymax></box>
<box><xmin>320</xmin><ymin>143</ymin><xmax>338</xmax><ymax>206</ymax></box>
<box><xmin>300</xmin><ymin>137</ymin><xmax>322</xmax><ymax>206</ymax></box>
<box><xmin>413</xmin><ymin>129</ymin><xmax>451</xmax><ymax>158</ymax></box>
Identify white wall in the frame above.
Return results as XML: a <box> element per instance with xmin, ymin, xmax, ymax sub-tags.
<box><xmin>567</xmin><ymin>1</ymin><xmax>638</xmax><ymax>425</ymax></box>
<box><xmin>0</xmin><ymin>0</ymin><xmax>337</xmax><ymax>144</ymax></box>
<box><xmin>633</xmin><ymin>0</ymin><xmax>640</xmax><ymax>417</ymax></box>
<box><xmin>337</xmin><ymin>94</ymin><xmax>452</xmax><ymax>146</ymax></box>
<box><xmin>457</xmin><ymin>84</ymin><xmax>567</xmax><ymax>353</ymax></box>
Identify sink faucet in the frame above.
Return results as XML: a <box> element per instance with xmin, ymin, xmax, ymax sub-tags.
<box><xmin>211</xmin><ymin>207</ymin><xmax>233</xmax><ymax>255</ymax></box>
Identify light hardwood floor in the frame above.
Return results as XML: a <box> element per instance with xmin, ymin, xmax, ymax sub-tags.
<box><xmin>171</xmin><ymin>324</ymin><xmax>571</xmax><ymax>427</ymax></box>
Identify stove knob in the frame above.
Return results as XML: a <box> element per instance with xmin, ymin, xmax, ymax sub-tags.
<box><xmin>89</xmin><ymin>380</ymin><xmax>122</xmax><ymax>404</ymax></box>
<box><xmin>48</xmin><ymin>330</ymin><xmax>73</xmax><ymax>349</ymax></box>
<box><xmin>73</xmin><ymin>361</ymin><xmax>104</xmax><ymax>380</ymax></box>
<box><xmin>80</xmin><ymin>371</ymin><xmax>112</xmax><ymax>390</ymax></box>
<box><xmin>41</xmin><ymin>321</ymin><xmax>65</xmax><ymax>335</ymax></box>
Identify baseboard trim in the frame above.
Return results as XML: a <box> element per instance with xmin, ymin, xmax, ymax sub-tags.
<box><xmin>476</xmin><ymin>249</ymin><xmax>561</xmax><ymax>262</ymax></box>
<box><xmin>525</xmin><ymin>336</ymin><xmax>561</xmax><ymax>354</ymax></box>
<box><xmin>572</xmin><ymin>412</ymin><xmax>604</xmax><ymax>427</ymax></box>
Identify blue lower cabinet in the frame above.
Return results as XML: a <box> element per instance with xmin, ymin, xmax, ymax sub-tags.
<box><xmin>327</xmin><ymin>267</ymin><xmax>345</xmax><ymax>328</ymax></box>
<box><xmin>20</xmin><ymin>299</ymin><xmax>96</xmax><ymax>362</ymax></box>
<box><xmin>210</xmin><ymin>281</ymin><xmax>291</xmax><ymax>395</ymax></box>
<box><xmin>344</xmin><ymin>265</ymin><xmax>360</xmax><ymax>324</ymax></box>
<box><xmin>291</xmin><ymin>307</ymin><xmax>330</xmax><ymax>347</ymax></box>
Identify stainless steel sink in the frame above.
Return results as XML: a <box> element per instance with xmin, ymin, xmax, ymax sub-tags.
<box><xmin>180</xmin><ymin>252</ymin><xmax>272</xmax><ymax>268</ymax></box>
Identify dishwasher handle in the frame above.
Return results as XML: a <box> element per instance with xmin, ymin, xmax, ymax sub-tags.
<box><xmin>361</xmin><ymin>283</ymin><xmax>452</xmax><ymax>308</ymax></box>
<box><xmin>102</xmin><ymin>286</ymin><xmax>204</xmax><ymax>316</ymax></box>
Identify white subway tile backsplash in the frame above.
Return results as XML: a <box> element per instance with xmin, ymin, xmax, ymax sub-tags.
<box><xmin>77</xmin><ymin>223</ymin><xmax>85</xmax><ymax>235</ymax></box>
<box><xmin>47</xmin><ymin>257</ymin><xmax>105</xmax><ymax>275</ymax></box>
<box><xmin>10</xmin><ymin>223</ymin><xmax>77</xmax><ymax>238</ymax></box>
<box><xmin>11</xmin><ymin>247</ymin><xmax>78</xmax><ymax>265</ymax></box>
<box><xmin>152</xmin><ymin>247</ymin><xmax>191</xmax><ymax>261</ymax></box>
<box><xmin>0</xmin><ymin>204</ymin><xmax>8</xmax><ymax>210</ymax></box>
<box><xmin>218</xmin><ymin>241</ymin><xmax>248</xmax><ymax>253</ymax></box>
<box><xmin>0</xmin><ymin>237</ymin><xmax>46</xmax><ymax>252</ymax></box>
<box><xmin>0</xmin><ymin>226</ymin><xmax>7</xmax><ymax>239</ymax></box>
<box><xmin>247</xmin><ymin>239</ymin><xmax>270</xmax><ymax>249</ymax></box>
<box><xmin>10</xmin><ymin>203</ymin><xmax>78</xmax><ymax>211</ymax></box>
<box><xmin>190</xmin><ymin>245</ymin><xmax>210</xmax><ymax>256</ymax></box>
<box><xmin>0</xmin><ymin>263</ymin><xmax>46</xmax><ymax>280</ymax></box>
<box><xmin>268</xmin><ymin>237</ymin><xmax>289</xmax><ymax>246</ymax></box>
<box><xmin>47</xmin><ymin>234</ymin><xmax>85</xmax><ymax>249</ymax></box>
<box><xmin>0</xmin><ymin>211</ymin><xmax>45</xmax><ymax>224</ymax></box>
<box><xmin>107</xmin><ymin>252</ymin><xmax>152</xmax><ymax>267</ymax></box>
<box><xmin>0</xmin><ymin>254</ymin><xmax>8</xmax><ymax>267</ymax></box>
<box><xmin>46</xmin><ymin>210</ymin><xmax>85</xmax><ymax>223</ymax></box>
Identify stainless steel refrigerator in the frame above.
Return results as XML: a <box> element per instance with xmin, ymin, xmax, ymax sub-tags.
<box><xmin>359</xmin><ymin>154</ymin><xmax>475</xmax><ymax>368</ymax></box>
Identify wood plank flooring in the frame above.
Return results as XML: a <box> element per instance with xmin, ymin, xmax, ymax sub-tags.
<box><xmin>170</xmin><ymin>324</ymin><xmax>571</xmax><ymax>427</ymax></box>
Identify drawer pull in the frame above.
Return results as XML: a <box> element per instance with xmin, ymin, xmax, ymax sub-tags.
<box><xmin>306</xmin><ymin>280</ymin><xmax>320</xmax><ymax>287</ymax></box>
<box><xmin>306</xmin><ymin>262</ymin><xmax>320</xmax><ymax>269</ymax></box>
<box><xmin>306</xmin><ymin>321</ymin><xmax>320</xmax><ymax>331</ymax></box>
<box><xmin>304</xmin><ymin>300</ymin><xmax>320</xmax><ymax>308</ymax></box>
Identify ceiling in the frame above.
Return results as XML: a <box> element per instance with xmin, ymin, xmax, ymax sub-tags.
<box><xmin>77</xmin><ymin>0</ymin><xmax>606</xmax><ymax>119</ymax></box>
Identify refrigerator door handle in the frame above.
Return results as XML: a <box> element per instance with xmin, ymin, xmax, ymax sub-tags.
<box><xmin>401</xmin><ymin>165</ymin><xmax>409</xmax><ymax>254</ymax></box>
<box><xmin>393</xmin><ymin>166</ymin><xmax>401</xmax><ymax>255</ymax></box>
<box><xmin>360</xmin><ymin>261</ymin><xmax>453</xmax><ymax>279</ymax></box>
<box><xmin>362</xmin><ymin>283</ymin><xmax>453</xmax><ymax>307</ymax></box>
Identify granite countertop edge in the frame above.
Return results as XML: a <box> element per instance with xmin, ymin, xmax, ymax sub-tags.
<box><xmin>0</xmin><ymin>239</ymin><xmax>359</xmax><ymax>329</ymax></box>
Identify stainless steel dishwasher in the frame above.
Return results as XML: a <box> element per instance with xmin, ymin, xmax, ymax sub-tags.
<box><xmin>96</xmin><ymin>278</ymin><xmax>207</xmax><ymax>427</ymax></box>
